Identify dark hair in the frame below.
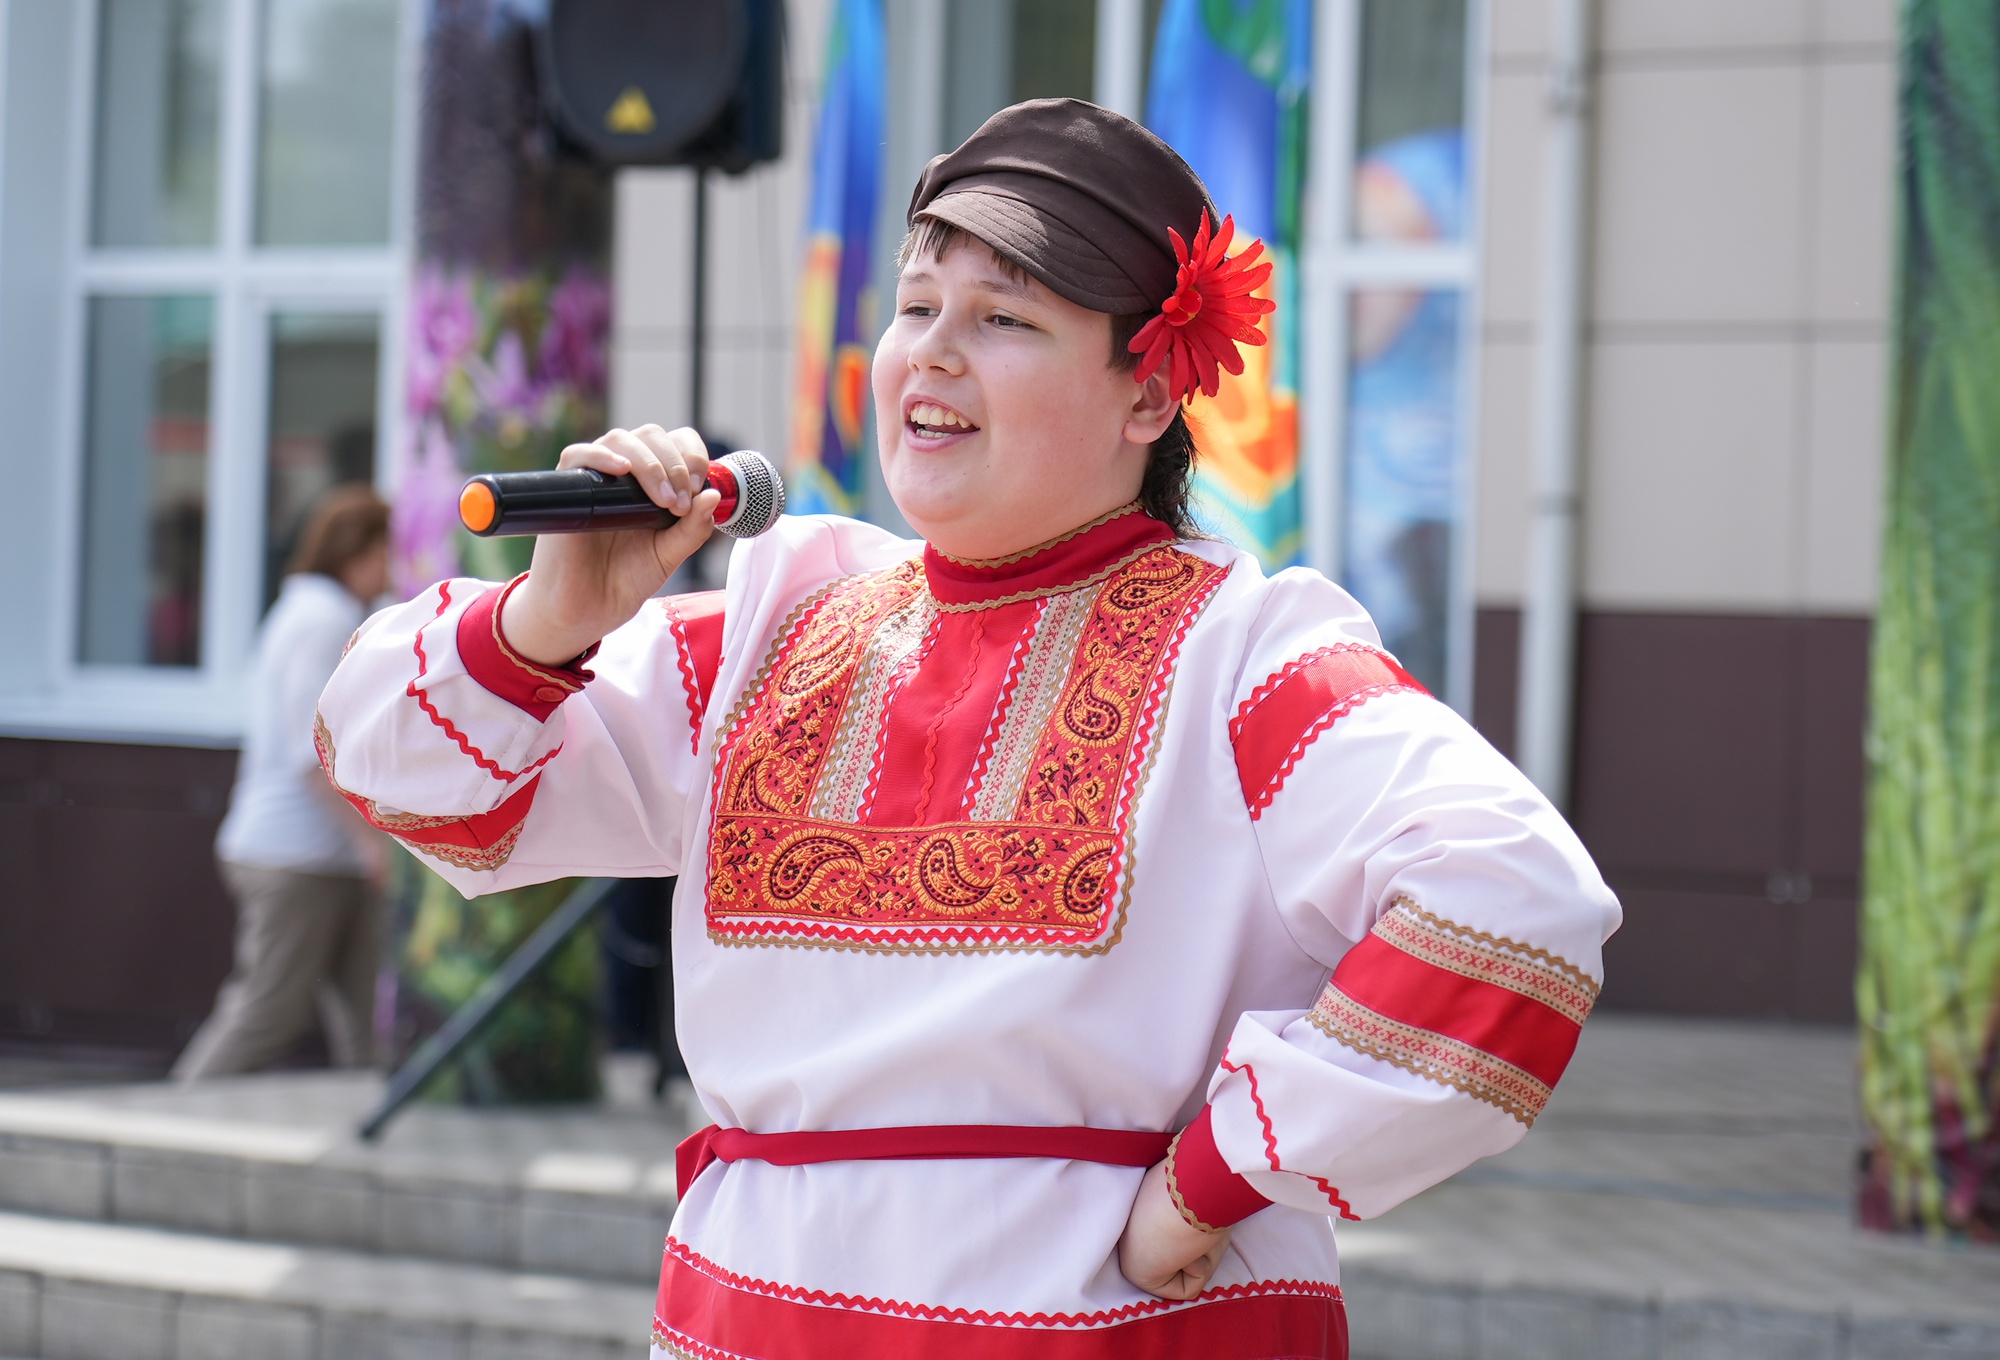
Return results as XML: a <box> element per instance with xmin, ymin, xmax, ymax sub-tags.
<box><xmin>897</xmin><ymin>220</ymin><xmax>1199</xmax><ymax>536</ymax></box>
<box><xmin>290</xmin><ymin>484</ymin><xmax>390</xmax><ymax>579</ymax></box>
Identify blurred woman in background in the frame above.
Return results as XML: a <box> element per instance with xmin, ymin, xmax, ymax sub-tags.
<box><xmin>174</xmin><ymin>486</ymin><xmax>390</xmax><ymax>1081</ymax></box>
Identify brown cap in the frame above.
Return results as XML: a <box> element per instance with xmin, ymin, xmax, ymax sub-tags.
<box><xmin>908</xmin><ymin>98</ymin><xmax>1217</xmax><ymax>316</ymax></box>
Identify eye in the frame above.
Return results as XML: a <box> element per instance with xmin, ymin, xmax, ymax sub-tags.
<box><xmin>989</xmin><ymin>311</ymin><xmax>1032</xmax><ymax>330</ymax></box>
<box><xmin>900</xmin><ymin>301</ymin><xmax>938</xmax><ymax>319</ymax></box>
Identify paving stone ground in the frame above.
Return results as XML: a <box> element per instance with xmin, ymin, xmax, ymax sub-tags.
<box><xmin>2</xmin><ymin>1023</ymin><xmax>1997</xmax><ymax>1359</ymax></box>
<box><xmin>1339</xmin><ymin>1015</ymin><xmax>2000</xmax><ymax>1359</ymax></box>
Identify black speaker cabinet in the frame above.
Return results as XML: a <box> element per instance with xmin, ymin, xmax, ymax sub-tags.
<box><xmin>541</xmin><ymin>0</ymin><xmax>785</xmax><ymax>172</ymax></box>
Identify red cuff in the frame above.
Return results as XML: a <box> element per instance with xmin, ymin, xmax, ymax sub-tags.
<box><xmin>1166</xmin><ymin>1105</ymin><xmax>1273</xmax><ymax>1231</ymax></box>
<box><xmin>456</xmin><ymin>574</ymin><xmax>596</xmax><ymax>720</ymax></box>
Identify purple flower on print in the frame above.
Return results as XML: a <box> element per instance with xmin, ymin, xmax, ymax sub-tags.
<box><xmin>538</xmin><ymin>266</ymin><xmax>611</xmax><ymax>399</ymax></box>
<box><xmin>391</xmin><ymin>419</ymin><xmax>464</xmax><ymax>598</ymax></box>
<box><xmin>408</xmin><ymin>268</ymin><xmax>479</xmax><ymax>418</ymax></box>
<box><xmin>472</xmin><ymin>328</ymin><xmax>542</xmax><ymax>421</ymax></box>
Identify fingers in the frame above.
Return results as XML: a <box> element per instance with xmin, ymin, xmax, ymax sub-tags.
<box><xmin>637</xmin><ymin>424</ymin><xmax>711</xmax><ymax>514</ymax></box>
<box><xmin>652</xmin><ymin>486</ymin><xmax>722</xmax><ymax>577</ymax></box>
<box><xmin>570</xmin><ymin>426</ymin><xmax>712</xmax><ymax>515</ymax></box>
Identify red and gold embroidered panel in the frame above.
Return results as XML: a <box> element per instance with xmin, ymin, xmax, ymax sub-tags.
<box><xmin>705</xmin><ymin>546</ymin><xmax>1225</xmax><ymax>953</ymax></box>
<box><xmin>1308</xmin><ymin>897</ymin><xmax>1599</xmax><ymax>1124</ymax></box>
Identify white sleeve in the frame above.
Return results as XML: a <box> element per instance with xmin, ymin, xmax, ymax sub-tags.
<box><xmin>313</xmin><ymin>515</ymin><xmax>919</xmax><ymax>900</ymax></box>
<box><xmin>1169</xmin><ymin>569</ymin><xmax>1621</xmax><ymax>1229</ymax></box>
<box><xmin>313</xmin><ymin>572</ymin><xmax>714</xmax><ymax>897</ymax></box>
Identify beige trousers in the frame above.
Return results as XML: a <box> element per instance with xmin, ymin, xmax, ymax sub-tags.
<box><xmin>172</xmin><ymin>861</ymin><xmax>381</xmax><ymax>1080</ymax></box>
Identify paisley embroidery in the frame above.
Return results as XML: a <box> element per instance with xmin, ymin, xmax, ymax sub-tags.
<box><xmin>705</xmin><ymin>546</ymin><xmax>1224</xmax><ymax>953</ymax></box>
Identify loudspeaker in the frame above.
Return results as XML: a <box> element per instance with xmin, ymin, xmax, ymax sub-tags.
<box><xmin>540</xmin><ymin>0</ymin><xmax>785</xmax><ymax>172</ymax></box>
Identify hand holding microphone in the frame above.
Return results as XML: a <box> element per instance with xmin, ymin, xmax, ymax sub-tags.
<box><xmin>459</xmin><ymin>449</ymin><xmax>785</xmax><ymax>539</ymax></box>
<box><xmin>482</xmin><ymin>425</ymin><xmax>784</xmax><ymax>669</ymax></box>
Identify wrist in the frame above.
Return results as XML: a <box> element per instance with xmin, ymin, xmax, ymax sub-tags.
<box><xmin>1165</xmin><ymin>1106</ymin><xmax>1272</xmax><ymax>1231</ymax></box>
<box><xmin>500</xmin><ymin>573</ymin><xmax>603</xmax><ymax>668</ymax></box>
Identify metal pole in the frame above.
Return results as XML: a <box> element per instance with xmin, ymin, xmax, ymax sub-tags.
<box><xmin>1515</xmin><ymin>0</ymin><xmax>1593</xmax><ymax>807</ymax></box>
<box><xmin>690</xmin><ymin>166</ymin><xmax>709</xmax><ymax>431</ymax></box>
<box><xmin>357</xmin><ymin>878</ymin><xmax>616</xmax><ymax>1141</ymax></box>
<box><xmin>1093</xmin><ymin>0</ymin><xmax>1145</xmax><ymax>120</ymax></box>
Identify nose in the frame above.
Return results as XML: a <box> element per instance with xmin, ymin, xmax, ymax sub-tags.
<box><xmin>907</xmin><ymin>304</ymin><xmax>968</xmax><ymax>377</ymax></box>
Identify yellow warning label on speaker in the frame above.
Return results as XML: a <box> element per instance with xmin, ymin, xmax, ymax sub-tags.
<box><xmin>606</xmin><ymin>86</ymin><xmax>657</xmax><ymax>136</ymax></box>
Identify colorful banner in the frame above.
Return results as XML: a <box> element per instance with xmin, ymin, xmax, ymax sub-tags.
<box><xmin>1146</xmin><ymin>0</ymin><xmax>1309</xmax><ymax>568</ymax></box>
<box><xmin>787</xmin><ymin>0</ymin><xmax>886</xmax><ymax>516</ymax></box>
<box><xmin>1858</xmin><ymin>0</ymin><xmax>2000</xmax><ymax>1240</ymax></box>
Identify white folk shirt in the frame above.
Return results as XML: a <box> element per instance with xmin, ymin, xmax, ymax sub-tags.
<box><xmin>217</xmin><ymin>572</ymin><xmax>367</xmax><ymax>874</ymax></box>
<box><xmin>316</xmin><ymin>507</ymin><xmax>1619</xmax><ymax>1360</ymax></box>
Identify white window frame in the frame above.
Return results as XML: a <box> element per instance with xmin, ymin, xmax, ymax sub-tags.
<box><xmin>1303</xmin><ymin>0</ymin><xmax>1490</xmax><ymax>716</ymax></box>
<box><xmin>23</xmin><ymin>0</ymin><xmax>417</xmax><ymax>743</ymax></box>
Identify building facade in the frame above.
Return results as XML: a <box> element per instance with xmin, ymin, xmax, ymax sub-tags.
<box><xmin>0</xmin><ymin>0</ymin><xmax>1894</xmax><ymax>1056</ymax></box>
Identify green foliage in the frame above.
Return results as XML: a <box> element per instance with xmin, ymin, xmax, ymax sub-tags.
<box><xmin>389</xmin><ymin>849</ymin><xmax>602</xmax><ymax>1105</ymax></box>
<box><xmin>1858</xmin><ymin>0</ymin><xmax>2000</xmax><ymax>1239</ymax></box>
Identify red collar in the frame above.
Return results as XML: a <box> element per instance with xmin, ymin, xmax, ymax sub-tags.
<box><xmin>921</xmin><ymin>505</ymin><xmax>1176</xmax><ymax>609</ymax></box>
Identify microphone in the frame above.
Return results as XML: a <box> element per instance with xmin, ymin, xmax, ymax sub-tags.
<box><xmin>458</xmin><ymin>450</ymin><xmax>786</xmax><ymax>539</ymax></box>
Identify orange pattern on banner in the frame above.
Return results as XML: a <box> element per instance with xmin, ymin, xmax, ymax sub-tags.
<box><xmin>1186</xmin><ymin>316</ymin><xmax>1298</xmax><ymax>508</ymax></box>
<box><xmin>704</xmin><ymin>548</ymin><xmax>1225</xmax><ymax>953</ymax></box>
<box><xmin>830</xmin><ymin>343</ymin><xmax>871</xmax><ymax>452</ymax></box>
<box><xmin>788</xmin><ymin>237</ymin><xmax>841</xmax><ymax>476</ymax></box>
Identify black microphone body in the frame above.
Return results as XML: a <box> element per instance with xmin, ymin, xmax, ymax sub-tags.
<box><xmin>461</xmin><ymin>450</ymin><xmax>785</xmax><ymax>539</ymax></box>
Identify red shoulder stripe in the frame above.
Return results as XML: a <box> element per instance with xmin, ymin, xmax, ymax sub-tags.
<box><xmin>661</xmin><ymin>591</ymin><xmax>726</xmax><ymax>753</ymax></box>
<box><xmin>1231</xmin><ymin>643</ymin><xmax>1426</xmax><ymax>817</ymax></box>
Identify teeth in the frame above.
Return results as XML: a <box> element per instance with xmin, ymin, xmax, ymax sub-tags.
<box><xmin>911</xmin><ymin>404</ymin><xmax>970</xmax><ymax>430</ymax></box>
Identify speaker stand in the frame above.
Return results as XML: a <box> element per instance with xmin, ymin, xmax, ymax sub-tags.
<box><xmin>690</xmin><ymin>166</ymin><xmax>709</xmax><ymax>431</ymax></box>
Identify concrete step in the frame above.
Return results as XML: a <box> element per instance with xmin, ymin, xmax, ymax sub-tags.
<box><xmin>0</xmin><ymin>1209</ymin><xmax>650</xmax><ymax>1360</ymax></box>
<box><xmin>0</xmin><ymin>1062</ymin><xmax>692</xmax><ymax>1285</ymax></box>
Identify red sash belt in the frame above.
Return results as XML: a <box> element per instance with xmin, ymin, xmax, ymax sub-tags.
<box><xmin>676</xmin><ymin>1124</ymin><xmax>1174</xmax><ymax>1198</ymax></box>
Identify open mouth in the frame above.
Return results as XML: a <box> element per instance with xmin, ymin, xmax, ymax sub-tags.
<box><xmin>906</xmin><ymin>401</ymin><xmax>980</xmax><ymax>441</ymax></box>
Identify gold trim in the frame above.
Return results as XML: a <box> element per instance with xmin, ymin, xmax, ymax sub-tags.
<box><xmin>1309</xmin><ymin>985</ymin><xmax>1555</xmax><ymax>1126</ymax></box>
<box><xmin>490</xmin><ymin>572</ymin><xmax>585</xmax><ymax>693</ymax></box>
<box><xmin>1163</xmin><ymin>1128</ymin><xmax>1222</xmax><ymax>1234</ymax></box>
<box><xmin>1378</xmin><ymin>896</ymin><xmax>1600</xmax><ymax>1022</ymax></box>
<box><xmin>313</xmin><ymin>713</ymin><xmax>525</xmax><ymax>873</ymax></box>
<box><xmin>929</xmin><ymin>539</ymin><xmax>1175</xmax><ymax>612</ymax></box>
<box><xmin>929</xmin><ymin>501</ymin><xmax>1141</xmax><ymax>568</ymax></box>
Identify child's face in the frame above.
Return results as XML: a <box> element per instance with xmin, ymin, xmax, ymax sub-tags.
<box><xmin>874</xmin><ymin>239</ymin><xmax>1177</xmax><ymax>558</ymax></box>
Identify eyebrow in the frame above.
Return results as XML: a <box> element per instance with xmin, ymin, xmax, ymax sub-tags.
<box><xmin>900</xmin><ymin>268</ymin><xmax>1040</xmax><ymax>302</ymax></box>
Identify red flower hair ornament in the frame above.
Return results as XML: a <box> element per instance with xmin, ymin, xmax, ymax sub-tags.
<box><xmin>1128</xmin><ymin>213</ymin><xmax>1276</xmax><ymax>403</ymax></box>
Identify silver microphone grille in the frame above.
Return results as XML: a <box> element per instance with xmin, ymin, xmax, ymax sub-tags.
<box><xmin>713</xmin><ymin>450</ymin><xmax>786</xmax><ymax>538</ymax></box>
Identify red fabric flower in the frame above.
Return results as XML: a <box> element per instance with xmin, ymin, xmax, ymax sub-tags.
<box><xmin>1128</xmin><ymin>213</ymin><xmax>1277</xmax><ymax>402</ymax></box>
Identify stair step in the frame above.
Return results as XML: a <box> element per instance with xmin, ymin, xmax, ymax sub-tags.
<box><xmin>0</xmin><ymin>1066</ymin><xmax>691</xmax><ymax>1285</ymax></box>
<box><xmin>0</xmin><ymin>1210</ymin><xmax>651</xmax><ymax>1359</ymax></box>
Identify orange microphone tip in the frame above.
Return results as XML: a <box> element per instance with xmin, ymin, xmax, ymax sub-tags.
<box><xmin>459</xmin><ymin>480</ymin><xmax>497</xmax><ymax>533</ymax></box>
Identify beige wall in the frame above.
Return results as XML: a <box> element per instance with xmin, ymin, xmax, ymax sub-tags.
<box><xmin>1475</xmin><ymin>0</ymin><xmax>1897</xmax><ymax>616</ymax></box>
<box><xmin>610</xmin><ymin>0</ymin><xmax>832</xmax><ymax>462</ymax></box>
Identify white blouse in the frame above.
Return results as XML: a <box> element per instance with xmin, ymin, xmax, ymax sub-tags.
<box><xmin>315</xmin><ymin>508</ymin><xmax>1618</xmax><ymax>1360</ymax></box>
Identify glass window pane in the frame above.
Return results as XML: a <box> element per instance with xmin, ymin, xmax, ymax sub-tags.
<box><xmin>256</xmin><ymin>0</ymin><xmax>399</xmax><ymax>246</ymax></box>
<box><xmin>1353</xmin><ymin>0</ymin><xmax>1467</xmax><ymax>243</ymax></box>
<box><xmin>1342</xmin><ymin>287</ymin><xmax>1463</xmax><ymax>693</ymax></box>
<box><xmin>265</xmin><ymin>312</ymin><xmax>380</xmax><ymax>608</ymax></box>
<box><xmin>92</xmin><ymin>0</ymin><xmax>225</xmax><ymax>247</ymax></box>
<box><xmin>944</xmin><ymin>0</ymin><xmax>1096</xmax><ymax>149</ymax></box>
<box><xmin>1012</xmin><ymin>0</ymin><xmax>1095</xmax><ymax>104</ymax></box>
<box><xmin>78</xmin><ymin>296</ymin><xmax>214</xmax><ymax>668</ymax></box>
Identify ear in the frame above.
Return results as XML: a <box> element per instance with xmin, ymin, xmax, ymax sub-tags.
<box><xmin>1123</xmin><ymin>368</ymin><xmax>1179</xmax><ymax>446</ymax></box>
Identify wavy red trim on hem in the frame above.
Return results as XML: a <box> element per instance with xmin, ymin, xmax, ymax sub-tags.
<box><xmin>407</xmin><ymin>582</ymin><xmax>564</xmax><ymax>784</ymax></box>
<box><xmin>1231</xmin><ymin>644</ymin><xmax>1427</xmax><ymax>817</ymax></box>
<box><xmin>661</xmin><ymin>590</ymin><xmax>727</xmax><ymax>755</ymax></box>
<box><xmin>657</xmin><ymin>1236</ymin><xmax>1341</xmax><ymax>1329</ymax></box>
<box><xmin>1220</xmin><ymin>1053</ymin><xmax>1359</xmax><ymax>1221</ymax></box>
